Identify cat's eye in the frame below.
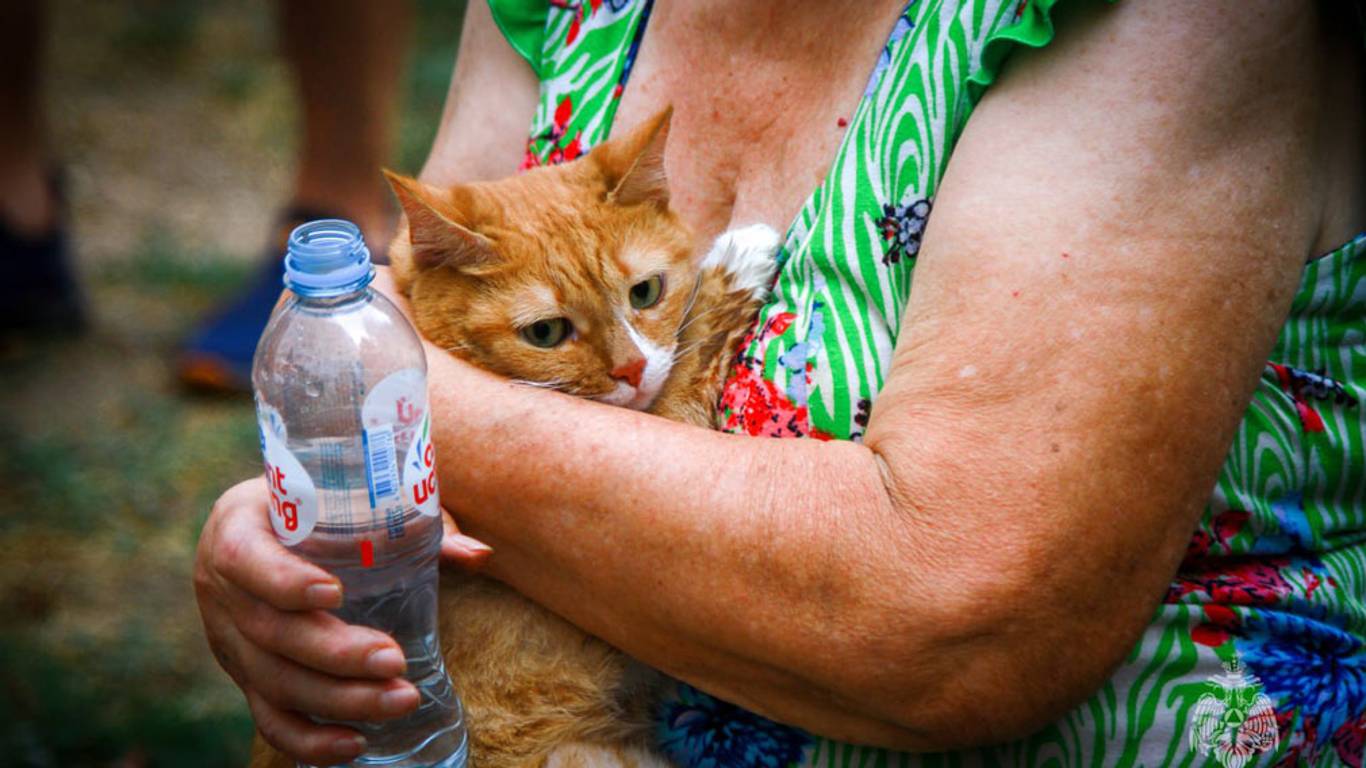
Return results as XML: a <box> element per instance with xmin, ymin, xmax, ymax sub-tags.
<box><xmin>520</xmin><ymin>318</ymin><xmax>572</xmax><ymax>348</ymax></box>
<box><xmin>629</xmin><ymin>275</ymin><xmax>664</xmax><ymax>309</ymax></box>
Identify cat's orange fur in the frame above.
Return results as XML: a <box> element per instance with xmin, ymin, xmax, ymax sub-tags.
<box><xmin>249</xmin><ymin>109</ymin><xmax>776</xmax><ymax>768</ymax></box>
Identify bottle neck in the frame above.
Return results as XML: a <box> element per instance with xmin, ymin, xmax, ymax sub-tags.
<box><xmin>293</xmin><ymin>285</ymin><xmax>372</xmax><ymax>310</ymax></box>
<box><xmin>284</xmin><ymin>219</ymin><xmax>374</xmax><ymax>300</ymax></box>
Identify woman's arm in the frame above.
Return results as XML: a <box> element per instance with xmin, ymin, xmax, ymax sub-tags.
<box><xmin>416</xmin><ymin>0</ymin><xmax>535</xmax><ymax>186</ymax></box>
<box><xmin>418</xmin><ymin>1</ymin><xmax>1335</xmax><ymax>749</ymax></box>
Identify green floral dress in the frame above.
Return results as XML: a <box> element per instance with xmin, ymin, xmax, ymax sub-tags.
<box><xmin>487</xmin><ymin>1</ymin><xmax>1366</xmax><ymax>765</ymax></box>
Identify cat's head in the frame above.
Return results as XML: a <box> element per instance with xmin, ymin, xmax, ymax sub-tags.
<box><xmin>385</xmin><ymin>108</ymin><xmax>694</xmax><ymax>411</ymax></box>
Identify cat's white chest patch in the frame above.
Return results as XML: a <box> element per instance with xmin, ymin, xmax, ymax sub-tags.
<box><xmin>699</xmin><ymin>224</ymin><xmax>782</xmax><ymax>300</ymax></box>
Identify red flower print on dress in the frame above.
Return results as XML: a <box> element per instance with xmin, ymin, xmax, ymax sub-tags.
<box><xmin>766</xmin><ymin>312</ymin><xmax>796</xmax><ymax>336</ymax></box>
<box><xmin>521</xmin><ymin>137</ymin><xmax>543</xmax><ymax>171</ymax></box>
<box><xmin>1274</xmin><ymin>708</ymin><xmax>1309</xmax><ymax>768</ymax></box>
<box><xmin>718</xmin><ymin>315</ymin><xmax>833</xmax><ymax>440</ymax></box>
<box><xmin>1332</xmin><ymin>713</ymin><xmax>1366</xmax><ymax>768</ymax></box>
<box><xmin>553</xmin><ymin>0</ymin><xmax>603</xmax><ymax>44</ymax></box>
<box><xmin>1167</xmin><ymin>556</ymin><xmax>1294</xmax><ymax>607</ymax></box>
<box><xmin>554</xmin><ymin>96</ymin><xmax>574</xmax><ymax>131</ymax></box>
<box><xmin>522</xmin><ymin>98</ymin><xmax>580</xmax><ymax>169</ymax></box>
<box><xmin>1191</xmin><ymin>603</ymin><xmax>1240</xmax><ymax>648</ymax></box>
<box><xmin>1184</xmin><ymin>509</ymin><xmax>1251</xmax><ymax>562</ymax></box>
<box><xmin>1267</xmin><ymin>362</ymin><xmax>1359</xmax><ymax>433</ymax></box>
<box><xmin>562</xmin><ymin>135</ymin><xmax>583</xmax><ymax>161</ymax></box>
<box><xmin>719</xmin><ymin>357</ymin><xmax>831</xmax><ymax>440</ymax></box>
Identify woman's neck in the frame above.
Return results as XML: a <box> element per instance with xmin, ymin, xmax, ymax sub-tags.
<box><xmin>663</xmin><ymin>0</ymin><xmax>910</xmax><ymax>65</ymax></box>
<box><xmin>614</xmin><ymin>0</ymin><xmax>910</xmax><ymax>241</ymax></box>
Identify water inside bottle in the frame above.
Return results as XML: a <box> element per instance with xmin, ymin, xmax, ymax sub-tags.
<box><xmin>290</xmin><ymin>450</ymin><xmax>468</xmax><ymax>768</ymax></box>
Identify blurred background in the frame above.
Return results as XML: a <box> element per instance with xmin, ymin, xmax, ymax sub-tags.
<box><xmin>0</xmin><ymin>1</ymin><xmax>468</xmax><ymax>764</ymax></box>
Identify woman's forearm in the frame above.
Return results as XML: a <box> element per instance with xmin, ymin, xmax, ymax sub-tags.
<box><xmin>423</xmin><ymin>345</ymin><xmax>970</xmax><ymax>747</ymax></box>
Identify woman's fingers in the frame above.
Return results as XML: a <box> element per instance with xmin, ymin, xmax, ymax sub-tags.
<box><xmin>197</xmin><ymin>477</ymin><xmax>417</xmax><ymax>765</ymax></box>
<box><xmin>245</xmin><ymin>690</ymin><xmax>368</xmax><ymax>767</ymax></box>
<box><xmin>229</xmin><ymin>595</ymin><xmax>407</xmax><ymax>679</ymax></box>
<box><xmin>208</xmin><ymin>478</ymin><xmax>342</xmax><ymax>611</ymax></box>
<box><xmin>197</xmin><ymin>603</ymin><xmax>377</xmax><ymax>763</ymax></box>
<box><xmin>197</xmin><ymin>588</ymin><xmax>253</xmax><ymax>689</ymax></box>
<box><xmin>439</xmin><ymin>507</ymin><xmax>493</xmax><ymax>569</ymax></box>
<box><xmin>242</xmin><ymin>648</ymin><xmax>419</xmax><ymax>723</ymax></box>
<box><xmin>441</xmin><ymin>531</ymin><xmax>494</xmax><ymax>569</ymax></box>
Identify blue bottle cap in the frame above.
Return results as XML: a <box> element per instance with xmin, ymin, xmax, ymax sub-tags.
<box><xmin>284</xmin><ymin>219</ymin><xmax>374</xmax><ymax>298</ymax></box>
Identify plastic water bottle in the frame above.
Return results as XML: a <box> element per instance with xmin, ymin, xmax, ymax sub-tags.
<box><xmin>251</xmin><ymin>219</ymin><xmax>468</xmax><ymax>768</ymax></box>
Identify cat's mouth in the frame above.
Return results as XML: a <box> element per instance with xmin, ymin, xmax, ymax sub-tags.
<box><xmin>593</xmin><ymin>380</ymin><xmax>662</xmax><ymax>411</ymax></box>
<box><xmin>591</xmin><ymin>341</ymin><xmax>675</xmax><ymax>412</ymax></box>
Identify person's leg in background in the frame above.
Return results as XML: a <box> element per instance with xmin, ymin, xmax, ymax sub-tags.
<box><xmin>281</xmin><ymin>0</ymin><xmax>410</xmax><ymax>245</ymax></box>
<box><xmin>0</xmin><ymin>0</ymin><xmax>83</xmax><ymax>334</ymax></box>
<box><xmin>179</xmin><ymin>0</ymin><xmax>412</xmax><ymax>392</ymax></box>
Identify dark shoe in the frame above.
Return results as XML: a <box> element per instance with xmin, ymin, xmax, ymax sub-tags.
<box><xmin>0</xmin><ymin>173</ymin><xmax>84</xmax><ymax>335</ymax></box>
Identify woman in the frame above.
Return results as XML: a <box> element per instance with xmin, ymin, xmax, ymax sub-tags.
<box><xmin>195</xmin><ymin>1</ymin><xmax>1366</xmax><ymax>765</ymax></box>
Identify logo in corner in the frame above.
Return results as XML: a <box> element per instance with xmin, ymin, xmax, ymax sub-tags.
<box><xmin>1189</xmin><ymin>657</ymin><xmax>1280</xmax><ymax>768</ymax></box>
<box><xmin>403</xmin><ymin>414</ymin><xmax>440</xmax><ymax>517</ymax></box>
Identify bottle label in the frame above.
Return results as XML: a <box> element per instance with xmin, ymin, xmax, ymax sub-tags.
<box><xmin>362</xmin><ymin>368</ymin><xmax>428</xmax><ymax>514</ymax></box>
<box><xmin>362</xmin><ymin>368</ymin><xmax>426</xmax><ymax>433</ymax></box>
<box><xmin>259</xmin><ymin>424</ymin><xmax>319</xmax><ymax>545</ymax></box>
<box><xmin>362</xmin><ymin>424</ymin><xmax>399</xmax><ymax>509</ymax></box>
<box><xmin>403</xmin><ymin>413</ymin><xmax>441</xmax><ymax>517</ymax></box>
<box><xmin>258</xmin><ymin>401</ymin><xmax>288</xmax><ymax>442</ymax></box>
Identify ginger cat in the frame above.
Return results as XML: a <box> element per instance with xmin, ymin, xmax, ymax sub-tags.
<box><xmin>249</xmin><ymin>109</ymin><xmax>780</xmax><ymax>768</ymax></box>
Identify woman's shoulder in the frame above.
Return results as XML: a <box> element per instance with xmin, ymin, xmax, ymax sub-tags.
<box><xmin>963</xmin><ymin>0</ymin><xmax>1355</xmax><ymax>252</ymax></box>
<box><xmin>485</xmin><ymin>0</ymin><xmax>549</xmax><ymax>77</ymax></box>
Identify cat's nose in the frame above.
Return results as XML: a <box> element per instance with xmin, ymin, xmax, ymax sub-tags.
<box><xmin>610</xmin><ymin>358</ymin><xmax>646</xmax><ymax>388</ymax></box>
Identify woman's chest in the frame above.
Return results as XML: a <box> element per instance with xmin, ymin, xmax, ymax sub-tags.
<box><xmin>613</xmin><ymin>80</ymin><xmax>839</xmax><ymax>244</ymax></box>
<box><xmin>609</xmin><ymin>9</ymin><xmax>897</xmax><ymax>245</ymax></box>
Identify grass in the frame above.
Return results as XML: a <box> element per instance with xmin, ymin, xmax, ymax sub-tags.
<box><xmin>0</xmin><ymin>635</ymin><xmax>256</xmax><ymax>768</ymax></box>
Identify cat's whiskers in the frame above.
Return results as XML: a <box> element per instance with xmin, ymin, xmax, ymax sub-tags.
<box><xmin>443</xmin><ymin>341</ymin><xmax>474</xmax><ymax>356</ymax></box>
<box><xmin>671</xmin><ymin>274</ymin><xmax>706</xmax><ymax>340</ymax></box>
<box><xmin>511</xmin><ymin>378</ymin><xmax>601</xmax><ymax>400</ymax></box>
<box><xmin>670</xmin><ymin>336</ymin><xmax>712</xmax><ymax>366</ymax></box>
<box><xmin>671</xmin><ymin>297</ymin><xmax>755</xmax><ymax>365</ymax></box>
<box><xmin>672</xmin><ymin>300</ymin><xmax>735</xmax><ymax>342</ymax></box>
<box><xmin>509</xmin><ymin>377</ymin><xmax>570</xmax><ymax>392</ymax></box>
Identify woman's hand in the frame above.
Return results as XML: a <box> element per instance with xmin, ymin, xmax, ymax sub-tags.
<box><xmin>194</xmin><ymin>478</ymin><xmax>491</xmax><ymax>765</ymax></box>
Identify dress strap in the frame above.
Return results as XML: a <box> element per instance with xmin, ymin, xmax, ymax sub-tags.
<box><xmin>509</xmin><ymin>0</ymin><xmax>655</xmax><ymax>169</ymax></box>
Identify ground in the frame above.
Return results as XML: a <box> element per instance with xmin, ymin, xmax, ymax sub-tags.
<box><xmin>0</xmin><ymin>1</ymin><xmax>466</xmax><ymax>765</ymax></box>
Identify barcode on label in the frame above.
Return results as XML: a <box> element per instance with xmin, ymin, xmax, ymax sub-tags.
<box><xmin>363</xmin><ymin>425</ymin><xmax>398</xmax><ymax>508</ymax></box>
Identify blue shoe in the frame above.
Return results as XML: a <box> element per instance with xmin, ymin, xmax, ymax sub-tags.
<box><xmin>178</xmin><ymin>207</ymin><xmax>340</xmax><ymax>393</ymax></box>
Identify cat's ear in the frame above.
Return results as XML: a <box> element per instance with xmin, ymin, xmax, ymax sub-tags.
<box><xmin>595</xmin><ymin>106</ymin><xmax>672</xmax><ymax>209</ymax></box>
<box><xmin>383</xmin><ymin>169</ymin><xmax>497</xmax><ymax>271</ymax></box>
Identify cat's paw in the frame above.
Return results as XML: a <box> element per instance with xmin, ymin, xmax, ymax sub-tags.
<box><xmin>700</xmin><ymin>224</ymin><xmax>781</xmax><ymax>301</ymax></box>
